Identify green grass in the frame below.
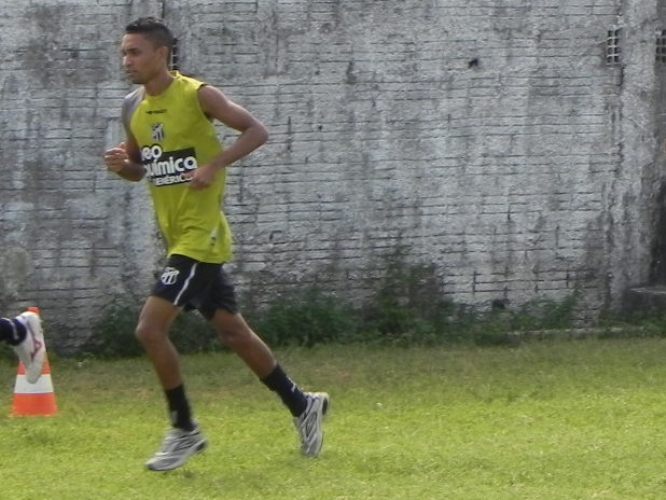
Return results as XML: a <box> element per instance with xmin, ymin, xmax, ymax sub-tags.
<box><xmin>2</xmin><ymin>338</ymin><xmax>666</xmax><ymax>499</ymax></box>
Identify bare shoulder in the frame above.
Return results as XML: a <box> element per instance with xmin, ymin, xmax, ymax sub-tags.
<box><xmin>196</xmin><ymin>84</ymin><xmax>261</xmax><ymax>132</ymax></box>
<box><xmin>197</xmin><ymin>84</ymin><xmax>229</xmax><ymax>109</ymax></box>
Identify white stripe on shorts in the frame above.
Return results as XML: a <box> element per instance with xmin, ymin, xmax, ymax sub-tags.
<box><xmin>174</xmin><ymin>262</ymin><xmax>198</xmax><ymax>305</ymax></box>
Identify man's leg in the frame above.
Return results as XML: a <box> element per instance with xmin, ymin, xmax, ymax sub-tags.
<box><xmin>210</xmin><ymin>309</ymin><xmax>329</xmax><ymax>457</ymax></box>
<box><xmin>0</xmin><ymin>315</ymin><xmax>26</xmax><ymax>345</ymax></box>
<box><xmin>136</xmin><ymin>296</ymin><xmax>207</xmax><ymax>471</ymax></box>
<box><xmin>135</xmin><ymin>296</ymin><xmax>183</xmax><ymax>393</ymax></box>
<box><xmin>209</xmin><ymin>309</ymin><xmax>277</xmax><ymax>378</ymax></box>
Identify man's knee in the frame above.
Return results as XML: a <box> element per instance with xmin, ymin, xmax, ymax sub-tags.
<box><xmin>135</xmin><ymin>322</ymin><xmax>167</xmax><ymax>346</ymax></box>
<box><xmin>214</xmin><ymin>315</ymin><xmax>253</xmax><ymax>347</ymax></box>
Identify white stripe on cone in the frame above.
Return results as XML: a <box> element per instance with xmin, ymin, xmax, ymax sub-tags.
<box><xmin>14</xmin><ymin>374</ymin><xmax>54</xmax><ymax>395</ymax></box>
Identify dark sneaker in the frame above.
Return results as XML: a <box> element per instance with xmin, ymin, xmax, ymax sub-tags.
<box><xmin>294</xmin><ymin>392</ymin><xmax>330</xmax><ymax>457</ymax></box>
<box><xmin>145</xmin><ymin>426</ymin><xmax>208</xmax><ymax>472</ymax></box>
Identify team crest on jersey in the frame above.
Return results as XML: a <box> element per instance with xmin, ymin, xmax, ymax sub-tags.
<box><xmin>152</xmin><ymin>123</ymin><xmax>165</xmax><ymax>142</ymax></box>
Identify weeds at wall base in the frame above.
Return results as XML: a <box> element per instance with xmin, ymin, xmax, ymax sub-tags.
<box><xmin>79</xmin><ymin>287</ymin><xmax>587</xmax><ymax>358</ymax></box>
<box><xmin>80</xmin><ymin>298</ymin><xmax>219</xmax><ymax>359</ymax></box>
<box><xmin>5</xmin><ymin>288</ymin><xmax>665</xmax><ymax>361</ymax></box>
<box><xmin>28</xmin><ymin>252</ymin><xmax>657</xmax><ymax>358</ymax></box>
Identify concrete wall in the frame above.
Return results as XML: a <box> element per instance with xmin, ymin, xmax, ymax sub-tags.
<box><xmin>0</xmin><ymin>0</ymin><xmax>663</xmax><ymax>352</ymax></box>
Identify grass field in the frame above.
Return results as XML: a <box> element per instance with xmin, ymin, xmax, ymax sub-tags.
<box><xmin>2</xmin><ymin>337</ymin><xmax>666</xmax><ymax>499</ymax></box>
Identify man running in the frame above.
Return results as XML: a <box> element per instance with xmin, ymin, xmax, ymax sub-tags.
<box><xmin>103</xmin><ymin>17</ymin><xmax>329</xmax><ymax>472</ymax></box>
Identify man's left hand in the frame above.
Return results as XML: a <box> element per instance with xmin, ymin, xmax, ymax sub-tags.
<box><xmin>186</xmin><ymin>165</ymin><xmax>218</xmax><ymax>190</ymax></box>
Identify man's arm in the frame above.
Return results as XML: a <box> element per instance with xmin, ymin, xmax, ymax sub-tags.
<box><xmin>187</xmin><ymin>85</ymin><xmax>268</xmax><ymax>190</ymax></box>
<box><xmin>103</xmin><ymin>134</ymin><xmax>146</xmax><ymax>182</ymax></box>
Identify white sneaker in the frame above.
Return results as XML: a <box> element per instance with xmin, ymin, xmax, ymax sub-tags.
<box><xmin>146</xmin><ymin>426</ymin><xmax>208</xmax><ymax>472</ymax></box>
<box><xmin>294</xmin><ymin>392</ymin><xmax>330</xmax><ymax>457</ymax></box>
<box><xmin>12</xmin><ymin>310</ymin><xmax>46</xmax><ymax>384</ymax></box>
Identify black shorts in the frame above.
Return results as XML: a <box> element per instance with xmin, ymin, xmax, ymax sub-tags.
<box><xmin>151</xmin><ymin>254</ymin><xmax>239</xmax><ymax>320</ymax></box>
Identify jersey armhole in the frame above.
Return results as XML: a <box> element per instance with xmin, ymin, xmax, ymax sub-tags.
<box><xmin>121</xmin><ymin>88</ymin><xmax>144</xmax><ymax>137</ymax></box>
<box><xmin>195</xmin><ymin>83</ymin><xmax>215</xmax><ymax>122</ymax></box>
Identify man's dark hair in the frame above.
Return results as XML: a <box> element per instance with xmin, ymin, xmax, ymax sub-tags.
<box><xmin>125</xmin><ymin>17</ymin><xmax>174</xmax><ymax>52</ymax></box>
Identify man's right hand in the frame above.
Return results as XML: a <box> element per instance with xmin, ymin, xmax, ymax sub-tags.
<box><xmin>103</xmin><ymin>142</ymin><xmax>130</xmax><ymax>173</ymax></box>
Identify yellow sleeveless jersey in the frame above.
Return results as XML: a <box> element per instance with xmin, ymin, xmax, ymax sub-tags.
<box><xmin>122</xmin><ymin>72</ymin><xmax>233</xmax><ymax>263</ymax></box>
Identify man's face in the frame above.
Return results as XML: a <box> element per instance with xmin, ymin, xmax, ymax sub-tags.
<box><xmin>121</xmin><ymin>33</ymin><xmax>168</xmax><ymax>84</ymax></box>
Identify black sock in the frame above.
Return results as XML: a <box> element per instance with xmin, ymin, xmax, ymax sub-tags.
<box><xmin>261</xmin><ymin>364</ymin><xmax>308</xmax><ymax>417</ymax></box>
<box><xmin>165</xmin><ymin>385</ymin><xmax>195</xmax><ymax>431</ymax></box>
<box><xmin>0</xmin><ymin>318</ymin><xmax>26</xmax><ymax>346</ymax></box>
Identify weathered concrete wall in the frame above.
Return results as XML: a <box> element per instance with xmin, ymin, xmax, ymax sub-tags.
<box><xmin>0</xmin><ymin>0</ymin><xmax>663</xmax><ymax>352</ymax></box>
<box><xmin>0</xmin><ymin>0</ymin><xmax>163</xmax><ymax>350</ymax></box>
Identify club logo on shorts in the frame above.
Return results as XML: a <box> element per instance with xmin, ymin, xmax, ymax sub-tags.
<box><xmin>160</xmin><ymin>267</ymin><xmax>180</xmax><ymax>286</ymax></box>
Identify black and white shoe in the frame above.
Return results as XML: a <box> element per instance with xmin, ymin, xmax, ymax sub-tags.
<box><xmin>145</xmin><ymin>425</ymin><xmax>208</xmax><ymax>472</ymax></box>
<box><xmin>13</xmin><ymin>310</ymin><xmax>45</xmax><ymax>384</ymax></box>
<box><xmin>294</xmin><ymin>392</ymin><xmax>330</xmax><ymax>457</ymax></box>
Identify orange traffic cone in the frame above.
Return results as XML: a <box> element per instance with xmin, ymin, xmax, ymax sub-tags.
<box><xmin>11</xmin><ymin>307</ymin><xmax>58</xmax><ymax>417</ymax></box>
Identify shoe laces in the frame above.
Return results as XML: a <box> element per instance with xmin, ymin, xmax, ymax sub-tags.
<box><xmin>158</xmin><ymin>428</ymin><xmax>192</xmax><ymax>453</ymax></box>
